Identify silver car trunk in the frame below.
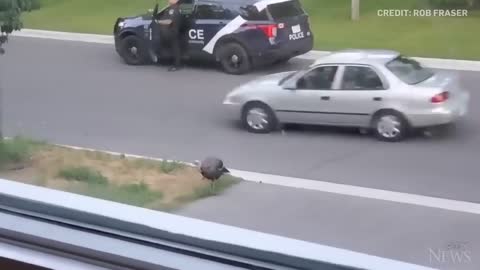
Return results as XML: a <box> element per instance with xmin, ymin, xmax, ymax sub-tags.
<box><xmin>415</xmin><ymin>70</ymin><xmax>463</xmax><ymax>101</ymax></box>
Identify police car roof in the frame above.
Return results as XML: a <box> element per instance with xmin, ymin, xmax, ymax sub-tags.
<box><xmin>194</xmin><ymin>0</ymin><xmax>265</xmax><ymax>4</ymax></box>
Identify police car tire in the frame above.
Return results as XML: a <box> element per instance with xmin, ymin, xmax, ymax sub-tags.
<box><xmin>217</xmin><ymin>43</ymin><xmax>251</xmax><ymax>75</ymax></box>
<box><xmin>119</xmin><ymin>35</ymin><xmax>150</xmax><ymax>65</ymax></box>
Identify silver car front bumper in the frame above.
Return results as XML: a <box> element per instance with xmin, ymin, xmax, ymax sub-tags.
<box><xmin>223</xmin><ymin>101</ymin><xmax>243</xmax><ymax>120</ymax></box>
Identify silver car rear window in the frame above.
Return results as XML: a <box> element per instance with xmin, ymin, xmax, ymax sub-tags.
<box><xmin>386</xmin><ymin>56</ymin><xmax>434</xmax><ymax>85</ymax></box>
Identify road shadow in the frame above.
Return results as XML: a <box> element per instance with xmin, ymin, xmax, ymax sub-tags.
<box><xmin>408</xmin><ymin>121</ymin><xmax>475</xmax><ymax>142</ymax></box>
<box><xmin>225</xmin><ymin>120</ymin><xmax>369</xmax><ymax>139</ymax></box>
<box><xmin>224</xmin><ymin>119</ymin><xmax>468</xmax><ymax>142</ymax></box>
<box><xmin>152</xmin><ymin>57</ymin><xmax>311</xmax><ymax>76</ymax></box>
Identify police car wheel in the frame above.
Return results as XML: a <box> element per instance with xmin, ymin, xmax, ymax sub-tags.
<box><xmin>242</xmin><ymin>102</ymin><xmax>277</xmax><ymax>134</ymax></box>
<box><xmin>119</xmin><ymin>36</ymin><xmax>150</xmax><ymax>65</ymax></box>
<box><xmin>217</xmin><ymin>43</ymin><xmax>251</xmax><ymax>75</ymax></box>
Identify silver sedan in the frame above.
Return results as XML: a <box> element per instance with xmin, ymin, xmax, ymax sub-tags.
<box><xmin>223</xmin><ymin>49</ymin><xmax>470</xmax><ymax>142</ymax></box>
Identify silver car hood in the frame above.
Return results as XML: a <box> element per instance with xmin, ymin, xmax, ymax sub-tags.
<box><xmin>247</xmin><ymin>71</ymin><xmax>297</xmax><ymax>87</ymax></box>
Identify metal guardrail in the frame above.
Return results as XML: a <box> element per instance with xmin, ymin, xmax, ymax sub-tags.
<box><xmin>0</xmin><ymin>178</ymin><xmax>439</xmax><ymax>270</ymax></box>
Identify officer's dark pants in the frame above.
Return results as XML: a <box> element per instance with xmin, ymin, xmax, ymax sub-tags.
<box><xmin>170</xmin><ymin>35</ymin><xmax>182</xmax><ymax>67</ymax></box>
<box><xmin>164</xmin><ymin>28</ymin><xmax>182</xmax><ymax>68</ymax></box>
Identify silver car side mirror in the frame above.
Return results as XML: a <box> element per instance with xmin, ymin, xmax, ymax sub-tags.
<box><xmin>282</xmin><ymin>84</ymin><xmax>296</xmax><ymax>90</ymax></box>
<box><xmin>282</xmin><ymin>70</ymin><xmax>307</xmax><ymax>90</ymax></box>
<box><xmin>282</xmin><ymin>78</ymin><xmax>298</xmax><ymax>90</ymax></box>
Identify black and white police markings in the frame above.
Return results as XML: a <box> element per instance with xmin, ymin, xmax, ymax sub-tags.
<box><xmin>289</xmin><ymin>24</ymin><xmax>305</xmax><ymax>41</ymax></box>
<box><xmin>189</xmin><ymin>29</ymin><xmax>205</xmax><ymax>44</ymax></box>
<box><xmin>201</xmin><ymin>0</ymin><xmax>293</xmax><ymax>54</ymax></box>
<box><xmin>289</xmin><ymin>32</ymin><xmax>304</xmax><ymax>40</ymax></box>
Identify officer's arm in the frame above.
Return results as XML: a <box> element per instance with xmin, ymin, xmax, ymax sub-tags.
<box><xmin>156</xmin><ymin>19</ymin><xmax>172</xmax><ymax>25</ymax></box>
<box><xmin>173</xmin><ymin>7</ymin><xmax>182</xmax><ymax>23</ymax></box>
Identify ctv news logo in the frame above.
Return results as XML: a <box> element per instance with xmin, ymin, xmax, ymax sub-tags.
<box><xmin>429</xmin><ymin>241</ymin><xmax>473</xmax><ymax>265</ymax></box>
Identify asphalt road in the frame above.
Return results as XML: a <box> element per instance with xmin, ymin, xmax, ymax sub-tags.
<box><xmin>180</xmin><ymin>182</ymin><xmax>480</xmax><ymax>270</ymax></box>
<box><xmin>1</xmin><ymin>37</ymin><xmax>479</xmax><ymax>203</ymax></box>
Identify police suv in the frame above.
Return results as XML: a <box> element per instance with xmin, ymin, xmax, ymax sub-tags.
<box><xmin>113</xmin><ymin>0</ymin><xmax>314</xmax><ymax>74</ymax></box>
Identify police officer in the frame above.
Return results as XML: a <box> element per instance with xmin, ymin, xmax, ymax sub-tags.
<box><xmin>156</xmin><ymin>0</ymin><xmax>183</xmax><ymax>71</ymax></box>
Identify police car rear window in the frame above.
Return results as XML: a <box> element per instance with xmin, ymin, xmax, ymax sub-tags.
<box><xmin>267</xmin><ymin>0</ymin><xmax>304</xmax><ymax>20</ymax></box>
<box><xmin>234</xmin><ymin>5</ymin><xmax>269</xmax><ymax>21</ymax></box>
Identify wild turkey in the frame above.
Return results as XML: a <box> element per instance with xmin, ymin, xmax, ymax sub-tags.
<box><xmin>198</xmin><ymin>157</ymin><xmax>230</xmax><ymax>191</ymax></box>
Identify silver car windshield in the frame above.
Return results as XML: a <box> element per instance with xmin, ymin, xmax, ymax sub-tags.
<box><xmin>386</xmin><ymin>56</ymin><xmax>434</xmax><ymax>85</ymax></box>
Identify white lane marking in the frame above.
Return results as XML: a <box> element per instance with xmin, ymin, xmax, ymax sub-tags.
<box><xmin>10</xmin><ymin>29</ymin><xmax>480</xmax><ymax>71</ymax></box>
<box><xmin>39</xmin><ymin>142</ymin><xmax>480</xmax><ymax>216</ymax></box>
<box><xmin>230</xmin><ymin>169</ymin><xmax>480</xmax><ymax>215</ymax></box>
<box><xmin>201</xmin><ymin>16</ymin><xmax>246</xmax><ymax>54</ymax></box>
<box><xmin>255</xmin><ymin>0</ymin><xmax>291</xmax><ymax>11</ymax></box>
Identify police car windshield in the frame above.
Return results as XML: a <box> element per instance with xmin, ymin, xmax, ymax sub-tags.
<box><xmin>267</xmin><ymin>0</ymin><xmax>305</xmax><ymax>20</ymax></box>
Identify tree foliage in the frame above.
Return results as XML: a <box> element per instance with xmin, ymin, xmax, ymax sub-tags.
<box><xmin>0</xmin><ymin>0</ymin><xmax>40</xmax><ymax>53</ymax></box>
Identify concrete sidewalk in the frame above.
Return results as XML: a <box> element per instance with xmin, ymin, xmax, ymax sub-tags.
<box><xmin>178</xmin><ymin>182</ymin><xmax>479</xmax><ymax>270</ymax></box>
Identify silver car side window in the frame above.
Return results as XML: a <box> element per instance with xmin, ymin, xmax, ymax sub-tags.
<box><xmin>341</xmin><ymin>66</ymin><xmax>385</xmax><ymax>90</ymax></box>
<box><xmin>298</xmin><ymin>66</ymin><xmax>338</xmax><ymax>90</ymax></box>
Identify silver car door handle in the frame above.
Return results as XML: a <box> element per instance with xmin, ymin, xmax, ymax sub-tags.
<box><xmin>321</xmin><ymin>96</ymin><xmax>330</xmax><ymax>101</ymax></box>
<box><xmin>373</xmin><ymin>97</ymin><xmax>382</xmax><ymax>101</ymax></box>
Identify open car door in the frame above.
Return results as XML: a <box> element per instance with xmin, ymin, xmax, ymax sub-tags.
<box><xmin>149</xmin><ymin>2</ymin><xmax>195</xmax><ymax>60</ymax></box>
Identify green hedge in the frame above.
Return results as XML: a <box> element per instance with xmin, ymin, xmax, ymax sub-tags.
<box><xmin>429</xmin><ymin>0</ymin><xmax>480</xmax><ymax>9</ymax></box>
<box><xmin>18</xmin><ymin>0</ymin><xmax>42</xmax><ymax>11</ymax></box>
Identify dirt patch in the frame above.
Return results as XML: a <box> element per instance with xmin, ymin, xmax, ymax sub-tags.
<box><xmin>0</xmin><ymin>143</ymin><xmax>239</xmax><ymax>212</ymax></box>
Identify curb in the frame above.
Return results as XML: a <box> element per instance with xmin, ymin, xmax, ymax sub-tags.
<box><xmin>296</xmin><ymin>50</ymin><xmax>480</xmax><ymax>72</ymax></box>
<box><xmin>12</xmin><ymin>29</ymin><xmax>114</xmax><ymax>44</ymax></box>
<box><xmin>12</xmin><ymin>29</ymin><xmax>480</xmax><ymax>72</ymax></box>
<box><xmin>48</xmin><ymin>142</ymin><xmax>480</xmax><ymax>216</ymax></box>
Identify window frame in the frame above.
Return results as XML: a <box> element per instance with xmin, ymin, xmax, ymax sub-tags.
<box><xmin>266</xmin><ymin>0</ymin><xmax>306</xmax><ymax>20</ymax></box>
<box><xmin>336</xmin><ymin>64</ymin><xmax>390</xmax><ymax>91</ymax></box>
<box><xmin>296</xmin><ymin>65</ymin><xmax>342</xmax><ymax>90</ymax></box>
<box><xmin>385</xmin><ymin>55</ymin><xmax>435</xmax><ymax>85</ymax></box>
<box><xmin>236</xmin><ymin>4</ymin><xmax>271</xmax><ymax>21</ymax></box>
<box><xmin>192</xmin><ymin>2</ymin><xmax>227</xmax><ymax>20</ymax></box>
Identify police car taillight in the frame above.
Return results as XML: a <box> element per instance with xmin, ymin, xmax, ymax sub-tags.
<box><xmin>258</xmin><ymin>24</ymin><xmax>277</xmax><ymax>38</ymax></box>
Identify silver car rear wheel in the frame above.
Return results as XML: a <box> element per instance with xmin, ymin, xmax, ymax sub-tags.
<box><xmin>373</xmin><ymin>111</ymin><xmax>408</xmax><ymax>142</ymax></box>
<box><xmin>377</xmin><ymin>116</ymin><xmax>401</xmax><ymax>138</ymax></box>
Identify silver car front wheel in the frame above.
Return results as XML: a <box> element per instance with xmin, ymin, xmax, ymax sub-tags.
<box><xmin>246</xmin><ymin>108</ymin><xmax>269</xmax><ymax>130</ymax></box>
<box><xmin>242</xmin><ymin>103</ymin><xmax>277</xmax><ymax>134</ymax></box>
<box><xmin>373</xmin><ymin>112</ymin><xmax>408</xmax><ymax>142</ymax></box>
